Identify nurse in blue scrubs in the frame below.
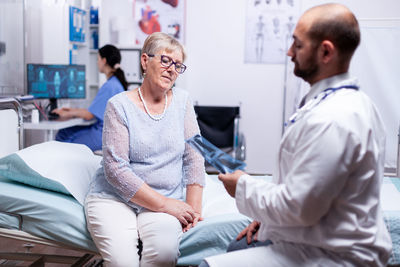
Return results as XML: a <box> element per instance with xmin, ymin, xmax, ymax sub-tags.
<box><xmin>53</xmin><ymin>44</ymin><xmax>127</xmax><ymax>151</ymax></box>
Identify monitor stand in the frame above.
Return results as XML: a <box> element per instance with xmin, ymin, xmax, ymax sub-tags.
<box><xmin>48</xmin><ymin>98</ymin><xmax>58</xmax><ymax>112</ymax></box>
<box><xmin>47</xmin><ymin>98</ymin><xmax>60</xmax><ymax>120</ymax></box>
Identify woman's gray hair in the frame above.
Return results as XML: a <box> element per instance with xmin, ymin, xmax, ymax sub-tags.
<box><xmin>140</xmin><ymin>32</ymin><xmax>186</xmax><ymax>75</ymax></box>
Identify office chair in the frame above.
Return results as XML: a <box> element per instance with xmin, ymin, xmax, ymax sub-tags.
<box><xmin>193</xmin><ymin>105</ymin><xmax>246</xmax><ymax>163</ymax></box>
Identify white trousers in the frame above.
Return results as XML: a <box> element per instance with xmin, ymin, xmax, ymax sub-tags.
<box><xmin>85</xmin><ymin>195</ymin><xmax>183</xmax><ymax>267</ymax></box>
<box><xmin>204</xmin><ymin>241</ymin><xmax>359</xmax><ymax>267</ymax></box>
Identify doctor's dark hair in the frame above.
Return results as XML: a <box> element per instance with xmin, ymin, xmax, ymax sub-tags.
<box><xmin>98</xmin><ymin>44</ymin><xmax>128</xmax><ymax>91</ymax></box>
<box><xmin>308</xmin><ymin>10</ymin><xmax>360</xmax><ymax>66</ymax></box>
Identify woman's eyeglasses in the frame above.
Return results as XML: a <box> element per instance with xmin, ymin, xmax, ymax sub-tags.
<box><xmin>147</xmin><ymin>54</ymin><xmax>187</xmax><ymax>74</ymax></box>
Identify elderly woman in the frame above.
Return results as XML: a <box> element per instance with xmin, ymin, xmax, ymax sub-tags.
<box><xmin>84</xmin><ymin>32</ymin><xmax>205</xmax><ymax>267</ymax></box>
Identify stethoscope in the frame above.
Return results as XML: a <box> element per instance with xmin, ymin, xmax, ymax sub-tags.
<box><xmin>284</xmin><ymin>85</ymin><xmax>359</xmax><ymax>127</ymax></box>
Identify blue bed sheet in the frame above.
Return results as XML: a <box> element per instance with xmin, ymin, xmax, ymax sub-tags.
<box><xmin>0</xmin><ymin>176</ymin><xmax>97</xmax><ymax>251</ymax></box>
<box><xmin>1</xmin><ymin>175</ymin><xmax>399</xmax><ymax>265</ymax></box>
<box><xmin>382</xmin><ymin>177</ymin><xmax>400</xmax><ymax>265</ymax></box>
<box><xmin>0</xmin><ymin>176</ymin><xmax>250</xmax><ymax>265</ymax></box>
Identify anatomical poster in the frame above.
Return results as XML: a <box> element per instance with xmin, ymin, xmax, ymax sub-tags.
<box><xmin>134</xmin><ymin>0</ymin><xmax>186</xmax><ymax>45</ymax></box>
<box><xmin>244</xmin><ymin>0</ymin><xmax>300</xmax><ymax>64</ymax></box>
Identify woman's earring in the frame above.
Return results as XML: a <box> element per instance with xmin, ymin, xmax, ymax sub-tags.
<box><xmin>142</xmin><ymin>72</ymin><xmax>146</xmax><ymax>78</ymax></box>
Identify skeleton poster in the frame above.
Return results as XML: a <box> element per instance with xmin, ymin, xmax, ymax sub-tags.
<box><xmin>244</xmin><ymin>0</ymin><xmax>300</xmax><ymax>64</ymax></box>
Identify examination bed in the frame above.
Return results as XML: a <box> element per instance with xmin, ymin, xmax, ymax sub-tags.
<box><xmin>0</xmin><ymin>140</ymin><xmax>253</xmax><ymax>266</ymax></box>
<box><xmin>0</xmin><ymin>143</ymin><xmax>399</xmax><ymax>266</ymax></box>
<box><xmin>0</xmin><ymin>173</ymin><xmax>251</xmax><ymax>266</ymax></box>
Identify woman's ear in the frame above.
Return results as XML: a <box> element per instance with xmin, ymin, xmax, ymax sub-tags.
<box><xmin>141</xmin><ymin>53</ymin><xmax>148</xmax><ymax>73</ymax></box>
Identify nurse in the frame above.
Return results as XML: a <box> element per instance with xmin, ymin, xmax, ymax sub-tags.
<box><xmin>53</xmin><ymin>44</ymin><xmax>127</xmax><ymax>151</ymax></box>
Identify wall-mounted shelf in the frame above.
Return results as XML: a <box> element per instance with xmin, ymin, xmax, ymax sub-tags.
<box><xmin>70</xmin><ymin>41</ymin><xmax>86</xmax><ymax>47</ymax></box>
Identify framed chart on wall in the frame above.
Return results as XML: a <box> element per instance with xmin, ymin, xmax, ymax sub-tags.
<box><xmin>133</xmin><ymin>0</ymin><xmax>186</xmax><ymax>45</ymax></box>
<box><xmin>69</xmin><ymin>6</ymin><xmax>86</xmax><ymax>43</ymax></box>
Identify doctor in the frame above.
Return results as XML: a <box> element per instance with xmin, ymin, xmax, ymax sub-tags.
<box><xmin>200</xmin><ymin>3</ymin><xmax>392</xmax><ymax>267</ymax></box>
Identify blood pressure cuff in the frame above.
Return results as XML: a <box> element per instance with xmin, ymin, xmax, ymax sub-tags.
<box><xmin>186</xmin><ymin>134</ymin><xmax>246</xmax><ymax>174</ymax></box>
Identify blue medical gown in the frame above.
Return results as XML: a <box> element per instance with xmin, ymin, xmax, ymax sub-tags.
<box><xmin>55</xmin><ymin>76</ymin><xmax>124</xmax><ymax>151</ymax></box>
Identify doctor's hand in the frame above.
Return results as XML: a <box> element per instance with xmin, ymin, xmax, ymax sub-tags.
<box><xmin>237</xmin><ymin>220</ymin><xmax>261</xmax><ymax>244</ymax></box>
<box><xmin>218</xmin><ymin>170</ymin><xmax>247</xmax><ymax>198</ymax></box>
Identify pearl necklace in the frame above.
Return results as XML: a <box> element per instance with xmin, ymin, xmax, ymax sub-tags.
<box><xmin>138</xmin><ymin>87</ymin><xmax>168</xmax><ymax>121</ymax></box>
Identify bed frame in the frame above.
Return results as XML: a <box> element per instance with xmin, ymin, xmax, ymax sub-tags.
<box><xmin>0</xmin><ymin>228</ymin><xmax>97</xmax><ymax>266</ymax></box>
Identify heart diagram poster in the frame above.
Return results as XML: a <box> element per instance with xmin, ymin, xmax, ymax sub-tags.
<box><xmin>134</xmin><ymin>0</ymin><xmax>185</xmax><ymax>45</ymax></box>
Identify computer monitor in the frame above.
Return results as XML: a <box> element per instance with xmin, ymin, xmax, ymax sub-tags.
<box><xmin>27</xmin><ymin>64</ymin><xmax>86</xmax><ymax>111</ymax></box>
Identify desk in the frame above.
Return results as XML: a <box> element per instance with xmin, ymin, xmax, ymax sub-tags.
<box><xmin>24</xmin><ymin>118</ymin><xmax>96</xmax><ymax>141</ymax></box>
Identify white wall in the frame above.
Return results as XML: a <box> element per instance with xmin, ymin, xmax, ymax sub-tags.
<box><xmin>181</xmin><ymin>0</ymin><xmax>400</xmax><ymax>174</ymax></box>
<box><xmin>25</xmin><ymin>0</ymin><xmax>69</xmax><ymax>65</ymax></box>
<box><xmin>0</xmin><ymin>0</ymin><xmax>24</xmax><ymax>94</ymax></box>
<box><xmin>98</xmin><ymin>0</ymin><xmax>139</xmax><ymax>88</ymax></box>
<box><xmin>183</xmin><ymin>0</ymin><xmax>284</xmax><ymax>174</ymax></box>
<box><xmin>301</xmin><ymin>0</ymin><xmax>400</xmax><ymax>17</ymax></box>
<box><xmin>89</xmin><ymin>0</ymin><xmax>400</xmax><ymax>174</ymax></box>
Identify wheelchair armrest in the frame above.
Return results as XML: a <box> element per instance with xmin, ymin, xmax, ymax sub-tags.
<box><xmin>235</xmin><ymin>133</ymin><xmax>246</xmax><ymax>161</ymax></box>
